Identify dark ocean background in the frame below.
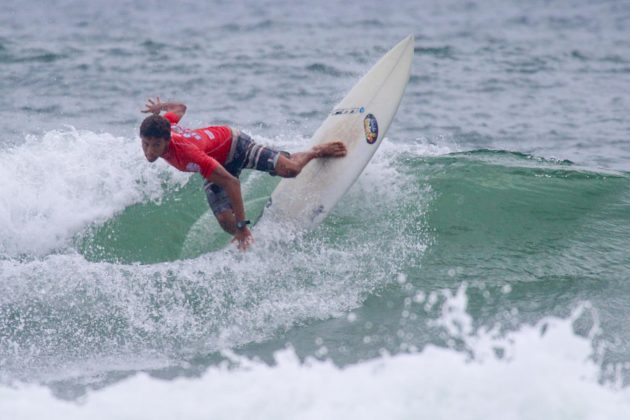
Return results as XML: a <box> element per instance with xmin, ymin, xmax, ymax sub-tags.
<box><xmin>1</xmin><ymin>0</ymin><xmax>630</xmax><ymax>418</ymax></box>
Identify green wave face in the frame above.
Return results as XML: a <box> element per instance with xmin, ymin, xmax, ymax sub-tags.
<box><xmin>76</xmin><ymin>173</ymin><xmax>280</xmax><ymax>264</ymax></box>
<box><xmin>77</xmin><ymin>149</ymin><xmax>630</xmax><ymax>283</ymax></box>
<box><xmin>411</xmin><ymin>151</ymin><xmax>630</xmax><ymax>287</ymax></box>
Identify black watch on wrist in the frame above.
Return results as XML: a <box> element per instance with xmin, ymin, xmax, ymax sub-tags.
<box><xmin>236</xmin><ymin>220</ymin><xmax>251</xmax><ymax>230</ymax></box>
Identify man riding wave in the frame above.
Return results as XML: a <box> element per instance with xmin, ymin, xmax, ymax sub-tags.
<box><xmin>140</xmin><ymin>97</ymin><xmax>347</xmax><ymax>251</ymax></box>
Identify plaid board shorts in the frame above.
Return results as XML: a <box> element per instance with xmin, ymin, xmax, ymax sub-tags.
<box><xmin>203</xmin><ymin>131</ymin><xmax>288</xmax><ymax>215</ymax></box>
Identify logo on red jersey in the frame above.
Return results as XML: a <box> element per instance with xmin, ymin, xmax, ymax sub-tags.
<box><xmin>186</xmin><ymin>162</ymin><xmax>201</xmax><ymax>172</ymax></box>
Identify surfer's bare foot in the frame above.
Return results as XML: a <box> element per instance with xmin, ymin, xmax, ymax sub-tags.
<box><xmin>274</xmin><ymin>141</ymin><xmax>347</xmax><ymax>178</ymax></box>
<box><xmin>313</xmin><ymin>141</ymin><xmax>347</xmax><ymax>158</ymax></box>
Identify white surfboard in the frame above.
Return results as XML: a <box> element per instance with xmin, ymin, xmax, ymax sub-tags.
<box><xmin>181</xmin><ymin>35</ymin><xmax>413</xmax><ymax>257</ymax></box>
<box><xmin>259</xmin><ymin>34</ymin><xmax>414</xmax><ymax>229</ymax></box>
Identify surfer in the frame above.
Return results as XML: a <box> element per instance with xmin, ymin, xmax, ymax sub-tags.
<box><xmin>140</xmin><ymin>97</ymin><xmax>347</xmax><ymax>251</ymax></box>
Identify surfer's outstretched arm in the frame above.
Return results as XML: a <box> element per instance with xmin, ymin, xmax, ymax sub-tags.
<box><xmin>142</xmin><ymin>97</ymin><xmax>187</xmax><ymax>120</ymax></box>
<box><xmin>274</xmin><ymin>141</ymin><xmax>347</xmax><ymax>178</ymax></box>
<box><xmin>206</xmin><ymin>166</ymin><xmax>253</xmax><ymax>251</ymax></box>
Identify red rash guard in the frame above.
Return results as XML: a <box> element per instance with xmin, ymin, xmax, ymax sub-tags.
<box><xmin>160</xmin><ymin>112</ymin><xmax>234</xmax><ymax>179</ymax></box>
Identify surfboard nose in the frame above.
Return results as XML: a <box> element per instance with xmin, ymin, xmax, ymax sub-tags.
<box><xmin>385</xmin><ymin>34</ymin><xmax>415</xmax><ymax>64</ymax></box>
<box><xmin>398</xmin><ymin>34</ymin><xmax>415</xmax><ymax>49</ymax></box>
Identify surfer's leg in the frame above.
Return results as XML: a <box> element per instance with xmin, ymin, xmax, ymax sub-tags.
<box><xmin>273</xmin><ymin>141</ymin><xmax>347</xmax><ymax>178</ymax></box>
<box><xmin>232</xmin><ymin>131</ymin><xmax>346</xmax><ymax>178</ymax></box>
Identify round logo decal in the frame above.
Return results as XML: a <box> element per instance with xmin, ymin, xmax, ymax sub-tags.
<box><xmin>364</xmin><ymin>114</ymin><xmax>378</xmax><ymax>144</ymax></box>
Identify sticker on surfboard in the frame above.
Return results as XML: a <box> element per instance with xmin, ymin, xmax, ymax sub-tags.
<box><xmin>331</xmin><ymin>106</ymin><xmax>365</xmax><ymax>116</ymax></box>
<box><xmin>364</xmin><ymin>113</ymin><xmax>378</xmax><ymax>144</ymax></box>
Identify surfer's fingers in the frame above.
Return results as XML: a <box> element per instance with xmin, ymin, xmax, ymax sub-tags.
<box><xmin>231</xmin><ymin>237</ymin><xmax>243</xmax><ymax>249</ymax></box>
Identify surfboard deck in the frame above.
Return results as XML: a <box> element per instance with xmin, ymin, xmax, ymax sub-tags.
<box><xmin>259</xmin><ymin>34</ymin><xmax>414</xmax><ymax>230</ymax></box>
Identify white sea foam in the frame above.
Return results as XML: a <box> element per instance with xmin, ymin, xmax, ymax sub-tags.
<box><xmin>0</xmin><ymin>225</ymin><xmax>401</xmax><ymax>383</ymax></box>
<box><xmin>0</xmin><ymin>129</ymin><xmax>190</xmax><ymax>257</ymax></box>
<box><xmin>1</xmin><ymin>294</ymin><xmax>628</xmax><ymax>420</ymax></box>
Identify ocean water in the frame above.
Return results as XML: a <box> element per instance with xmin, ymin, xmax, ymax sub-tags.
<box><xmin>2</xmin><ymin>0</ymin><xmax>630</xmax><ymax>418</ymax></box>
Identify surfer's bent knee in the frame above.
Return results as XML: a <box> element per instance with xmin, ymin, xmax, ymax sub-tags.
<box><xmin>274</xmin><ymin>155</ymin><xmax>301</xmax><ymax>178</ymax></box>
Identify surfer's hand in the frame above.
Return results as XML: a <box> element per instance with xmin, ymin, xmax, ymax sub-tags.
<box><xmin>232</xmin><ymin>227</ymin><xmax>253</xmax><ymax>251</ymax></box>
<box><xmin>142</xmin><ymin>97</ymin><xmax>163</xmax><ymax>114</ymax></box>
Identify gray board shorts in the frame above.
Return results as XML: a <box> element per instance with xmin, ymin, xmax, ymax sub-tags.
<box><xmin>204</xmin><ymin>131</ymin><xmax>289</xmax><ymax>215</ymax></box>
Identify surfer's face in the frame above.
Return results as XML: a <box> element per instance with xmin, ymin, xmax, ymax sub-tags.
<box><xmin>141</xmin><ymin>136</ymin><xmax>169</xmax><ymax>162</ymax></box>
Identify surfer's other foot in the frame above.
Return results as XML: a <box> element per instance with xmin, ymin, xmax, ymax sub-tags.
<box><xmin>314</xmin><ymin>141</ymin><xmax>347</xmax><ymax>158</ymax></box>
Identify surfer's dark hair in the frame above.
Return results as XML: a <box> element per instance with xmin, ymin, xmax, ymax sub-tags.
<box><xmin>140</xmin><ymin>114</ymin><xmax>171</xmax><ymax>140</ymax></box>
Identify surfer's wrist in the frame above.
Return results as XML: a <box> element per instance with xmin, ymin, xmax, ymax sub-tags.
<box><xmin>236</xmin><ymin>220</ymin><xmax>251</xmax><ymax>230</ymax></box>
